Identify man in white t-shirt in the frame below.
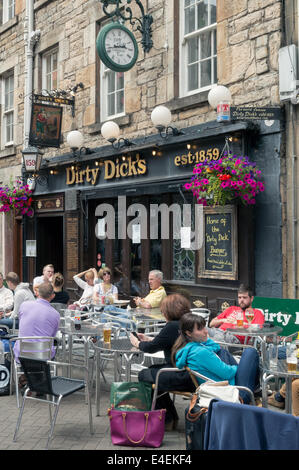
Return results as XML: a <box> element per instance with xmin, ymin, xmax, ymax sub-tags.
<box><xmin>33</xmin><ymin>264</ymin><xmax>54</xmax><ymax>288</ymax></box>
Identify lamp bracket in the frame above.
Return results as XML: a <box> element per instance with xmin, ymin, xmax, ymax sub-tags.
<box><xmin>100</xmin><ymin>0</ymin><xmax>153</xmax><ymax>53</ymax></box>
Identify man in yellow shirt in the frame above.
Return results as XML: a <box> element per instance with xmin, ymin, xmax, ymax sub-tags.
<box><xmin>134</xmin><ymin>270</ymin><xmax>166</xmax><ymax>309</ymax></box>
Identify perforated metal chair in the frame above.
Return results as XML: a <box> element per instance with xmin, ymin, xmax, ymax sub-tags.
<box><xmin>13</xmin><ymin>357</ymin><xmax>93</xmax><ymax>450</ymax></box>
<box><xmin>9</xmin><ymin>336</ymin><xmax>54</xmax><ymax>408</ymax></box>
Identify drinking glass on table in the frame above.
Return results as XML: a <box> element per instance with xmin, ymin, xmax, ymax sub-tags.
<box><xmin>286</xmin><ymin>343</ymin><xmax>297</xmax><ymax>372</ymax></box>
<box><xmin>103</xmin><ymin>322</ymin><xmax>112</xmax><ymax>344</ymax></box>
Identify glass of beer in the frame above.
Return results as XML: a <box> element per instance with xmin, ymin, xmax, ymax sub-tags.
<box><xmin>245</xmin><ymin>308</ymin><xmax>254</xmax><ymax>324</ymax></box>
<box><xmin>103</xmin><ymin>322</ymin><xmax>112</xmax><ymax>344</ymax></box>
<box><xmin>286</xmin><ymin>343</ymin><xmax>297</xmax><ymax>372</ymax></box>
<box><xmin>137</xmin><ymin>321</ymin><xmax>146</xmax><ymax>334</ymax></box>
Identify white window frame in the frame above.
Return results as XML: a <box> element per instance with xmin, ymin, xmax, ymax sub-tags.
<box><xmin>2</xmin><ymin>71</ymin><xmax>14</xmax><ymax>147</ymax></box>
<box><xmin>100</xmin><ymin>62</ymin><xmax>125</xmax><ymax>122</ymax></box>
<box><xmin>2</xmin><ymin>0</ymin><xmax>15</xmax><ymax>24</ymax></box>
<box><xmin>42</xmin><ymin>47</ymin><xmax>58</xmax><ymax>93</ymax></box>
<box><xmin>180</xmin><ymin>0</ymin><xmax>217</xmax><ymax>98</ymax></box>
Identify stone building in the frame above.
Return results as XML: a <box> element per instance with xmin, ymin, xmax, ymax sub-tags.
<box><xmin>0</xmin><ymin>0</ymin><xmax>293</xmax><ymax>312</ymax></box>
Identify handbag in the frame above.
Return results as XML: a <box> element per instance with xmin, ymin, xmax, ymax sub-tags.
<box><xmin>108</xmin><ymin>407</ymin><xmax>166</xmax><ymax>447</ymax></box>
<box><xmin>185</xmin><ymin>394</ymin><xmax>208</xmax><ymax>450</ymax></box>
<box><xmin>110</xmin><ymin>381</ymin><xmax>153</xmax><ymax>411</ymax></box>
<box><xmin>197</xmin><ymin>381</ymin><xmax>240</xmax><ymax>408</ymax></box>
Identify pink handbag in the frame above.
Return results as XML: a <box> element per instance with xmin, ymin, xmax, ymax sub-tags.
<box><xmin>108</xmin><ymin>407</ymin><xmax>166</xmax><ymax>447</ymax></box>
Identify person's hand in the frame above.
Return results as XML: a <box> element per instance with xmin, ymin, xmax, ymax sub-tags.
<box><xmin>137</xmin><ymin>333</ymin><xmax>150</xmax><ymax>342</ymax></box>
<box><xmin>134</xmin><ymin>297</ymin><xmax>142</xmax><ymax>306</ymax></box>
<box><xmin>130</xmin><ymin>333</ymin><xmax>140</xmax><ymax>348</ymax></box>
<box><xmin>224</xmin><ymin>314</ymin><xmax>237</xmax><ymax>323</ymax></box>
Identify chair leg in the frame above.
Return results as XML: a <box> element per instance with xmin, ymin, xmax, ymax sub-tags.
<box><xmin>46</xmin><ymin>396</ymin><xmax>61</xmax><ymax>450</ymax></box>
<box><xmin>14</xmin><ymin>363</ymin><xmax>20</xmax><ymax>408</ymax></box>
<box><xmin>13</xmin><ymin>388</ymin><xmax>29</xmax><ymax>442</ymax></box>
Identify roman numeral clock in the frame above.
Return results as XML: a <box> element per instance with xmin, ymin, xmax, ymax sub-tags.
<box><xmin>96</xmin><ymin>22</ymin><xmax>138</xmax><ymax>72</ymax></box>
<box><xmin>97</xmin><ymin>0</ymin><xmax>153</xmax><ymax>72</ymax></box>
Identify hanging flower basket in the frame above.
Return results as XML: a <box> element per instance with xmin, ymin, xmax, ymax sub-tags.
<box><xmin>184</xmin><ymin>154</ymin><xmax>265</xmax><ymax>206</ymax></box>
<box><xmin>0</xmin><ymin>179</ymin><xmax>34</xmax><ymax>217</ymax></box>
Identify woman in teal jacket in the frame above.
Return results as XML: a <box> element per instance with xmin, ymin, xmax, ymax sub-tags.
<box><xmin>172</xmin><ymin>313</ymin><xmax>260</xmax><ymax>403</ymax></box>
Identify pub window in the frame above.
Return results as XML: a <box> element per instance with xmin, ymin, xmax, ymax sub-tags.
<box><xmin>42</xmin><ymin>47</ymin><xmax>58</xmax><ymax>92</ymax></box>
<box><xmin>100</xmin><ymin>65</ymin><xmax>125</xmax><ymax>121</ymax></box>
<box><xmin>172</xmin><ymin>193</ymin><xmax>195</xmax><ymax>282</ymax></box>
<box><xmin>1</xmin><ymin>71</ymin><xmax>14</xmax><ymax>146</ymax></box>
<box><xmin>1</xmin><ymin>0</ymin><xmax>15</xmax><ymax>23</ymax></box>
<box><xmin>180</xmin><ymin>0</ymin><xmax>217</xmax><ymax>97</ymax></box>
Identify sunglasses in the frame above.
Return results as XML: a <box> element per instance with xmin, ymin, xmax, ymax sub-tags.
<box><xmin>103</xmin><ymin>272</ymin><xmax>111</xmax><ymax>276</ymax></box>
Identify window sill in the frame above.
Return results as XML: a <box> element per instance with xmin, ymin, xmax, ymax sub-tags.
<box><xmin>87</xmin><ymin>114</ymin><xmax>131</xmax><ymax>135</ymax></box>
<box><xmin>0</xmin><ymin>146</ymin><xmax>16</xmax><ymax>158</ymax></box>
<box><xmin>166</xmin><ymin>90</ymin><xmax>210</xmax><ymax>113</ymax></box>
<box><xmin>0</xmin><ymin>16</ymin><xmax>18</xmax><ymax>35</ymax></box>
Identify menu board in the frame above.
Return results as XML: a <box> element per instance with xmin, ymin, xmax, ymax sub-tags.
<box><xmin>65</xmin><ymin>215</ymin><xmax>79</xmax><ymax>287</ymax></box>
<box><xmin>199</xmin><ymin>206</ymin><xmax>238</xmax><ymax>280</ymax></box>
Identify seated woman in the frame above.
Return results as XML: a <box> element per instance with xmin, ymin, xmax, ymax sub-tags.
<box><xmin>93</xmin><ymin>267</ymin><xmax>118</xmax><ymax>304</ymax></box>
<box><xmin>173</xmin><ymin>313</ymin><xmax>260</xmax><ymax>404</ymax></box>
<box><xmin>129</xmin><ymin>294</ymin><xmax>194</xmax><ymax>431</ymax></box>
<box><xmin>72</xmin><ymin>268</ymin><xmax>98</xmax><ymax>308</ymax></box>
<box><xmin>51</xmin><ymin>272</ymin><xmax>70</xmax><ymax>305</ymax></box>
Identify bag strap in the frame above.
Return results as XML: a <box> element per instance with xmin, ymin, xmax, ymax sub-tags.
<box><xmin>186</xmin><ymin>393</ymin><xmax>208</xmax><ymax>422</ymax></box>
<box><xmin>122</xmin><ymin>412</ymin><xmax>149</xmax><ymax>444</ymax></box>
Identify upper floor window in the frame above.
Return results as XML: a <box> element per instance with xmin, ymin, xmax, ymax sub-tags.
<box><xmin>2</xmin><ymin>71</ymin><xmax>14</xmax><ymax>146</ymax></box>
<box><xmin>2</xmin><ymin>0</ymin><xmax>15</xmax><ymax>23</ymax></box>
<box><xmin>180</xmin><ymin>0</ymin><xmax>217</xmax><ymax>97</ymax></box>
<box><xmin>101</xmin><ymin>65</ymin><xmax>125</xmax><ymax>121</ymax></box>
<box><xmin>42</xmin><ymin>48</ymin><xmax>58</xmax><ymax>92</ymax></box>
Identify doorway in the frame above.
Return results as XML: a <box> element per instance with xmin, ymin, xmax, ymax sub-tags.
<box><xmin>36</xmin><ymin>216</ymin><xmax>64</xmax><ymax>275</ymax></box>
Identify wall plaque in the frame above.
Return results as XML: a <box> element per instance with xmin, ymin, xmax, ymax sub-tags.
<box><xmin>65</xmin><ymin>215</ymin><xmax>79</xmax><ymax>287</ymax></box>
<box><xmin>199</xmin><ymin>205</ymin><xmax>238</xmax><ymax>280</ymax></box>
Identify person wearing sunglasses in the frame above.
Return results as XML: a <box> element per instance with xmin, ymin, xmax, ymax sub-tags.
<box><xmin>93</xmin><ymin>267</ymin><xmax>118</xmax><ymax>304</ymax></box>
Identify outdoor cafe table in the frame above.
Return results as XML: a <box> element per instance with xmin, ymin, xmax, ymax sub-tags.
<box><xmin>262</xmin><ymin>360</ymin><xmax>299</xmax><ymax>414</ymax></box>
<box><xmin>93</xmin><ymin>337</ymin><xmax>142</xmax><ymax>416</ymax></box>
<box><xmin>226</xmin><ymin>325</ymin><xmax>283</xmax><ymax>350</ymax></box>
<box><xmin>60</xmin><ymin>321</ymin><xmax>103</xmax><ymax>377</ymax></box>
<box><xmin>128</xmin><ymin>307</ymin><xmax>165</xmax><ymax>322</ymax></box>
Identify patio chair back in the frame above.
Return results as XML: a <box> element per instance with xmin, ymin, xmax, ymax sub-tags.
<box><xmin>19</xmin><ymin>356</ymin><xmax>53</xmax><ymax>396</ymax></box>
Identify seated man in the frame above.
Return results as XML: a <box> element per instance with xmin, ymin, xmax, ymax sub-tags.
<box><xmin>13</xmin><ymin>282</ymin><xmax>60</xmax><ymax>362</ymax></box>
<box><xmin>0</xmin><ymin>272</ymin><xmax>13</xmax><ymax>319</ymax></box>
<box><xmin>33</xmin><ymin>264</ymin><xmax>54</xmax><ymax>286</ymax></box>
<box><xmin>209</xmin><ymin>284</ymin><xmax>264</xmax><ymax>343</ymax></box>
<box><xmin>1</xmin><ymin>272</ymin><xmax>34</xmax><ymax>329</ymax></box>
<box><xmin>134</xmin><ymin>270</ymin><xmax>167</xmax><ymax>309</ymax></box>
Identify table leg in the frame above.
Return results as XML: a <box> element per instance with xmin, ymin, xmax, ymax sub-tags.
<box><xmin>95</xmin><ymin>349</ymin><xmax>100</xmax><ymax>416</ymax></box>
<box><xmin>285</xmin><ymin>376</ymin><xmax>293</xmax><ymax>414</ymax></box>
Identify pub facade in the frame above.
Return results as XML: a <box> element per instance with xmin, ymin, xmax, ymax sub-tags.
<box><xmin>0</xmin><ymin>0</ymin><xmax>290</xmax><ymax>313</ymax></box>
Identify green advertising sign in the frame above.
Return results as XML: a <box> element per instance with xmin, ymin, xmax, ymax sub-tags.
<box><xmin>252</xmin><ymin>297</ymin><xmax>299</xmax><ymax>336</ymax></box>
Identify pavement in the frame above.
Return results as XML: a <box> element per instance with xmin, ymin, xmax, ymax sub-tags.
<box><xmin>0</xmin><ymin>356</ymin><xmax>188</xmax><ymax>452</ymax></box>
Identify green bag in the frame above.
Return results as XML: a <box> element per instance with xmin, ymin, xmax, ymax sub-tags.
<box><xmin>110</xmin><ymin>381</ymin><xmax>153</xmax><ymax>411</ymax></box>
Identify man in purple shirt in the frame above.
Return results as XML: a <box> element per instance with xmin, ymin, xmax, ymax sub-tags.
<box><xmin>13</xmin><ymin>282</ymin><xmax>60</xmax><ymax>362</ymax></box>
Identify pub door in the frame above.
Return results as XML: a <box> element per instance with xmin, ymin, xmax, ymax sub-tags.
<box><xmin>36</xmin><ymin>215</ymin><xmax>64</xmax><ymax>275</ymax></box>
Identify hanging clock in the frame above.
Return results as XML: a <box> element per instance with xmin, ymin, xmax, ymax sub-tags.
<box><xmin>96</xmin><ymin>22</ymin><xmax>139</xmax><ymax>72</ymax></box>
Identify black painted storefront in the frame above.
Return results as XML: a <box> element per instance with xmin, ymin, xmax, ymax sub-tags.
<box><xmin>25</xmin><ymin>119</ymin><xmax>283</xmax><ymax>316</ymax></box>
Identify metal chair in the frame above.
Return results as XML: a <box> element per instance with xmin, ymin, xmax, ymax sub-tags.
<box><xmin>151</xmin><ymin>367</ymin><xmax>255</xmax><ymax>409</ymax></box>
<box><xmin>13</xmin><ymin>357</ymin><xmax>93</xmax><ymax>450</ymax></box>
<box><xmin>9</xmin><ymin>336</ymin><xmax>54</xmax><ymax>408</ymax></box>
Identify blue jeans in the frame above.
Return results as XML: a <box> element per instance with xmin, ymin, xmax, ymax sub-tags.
<box><xmin>0</xmin><ymin>317</ymin><xmax>18</xmax><ymax>329</ymax></box>
<box><xmin>235</xmin><ymin>348</ymin><xmax>260</xmax><ymax>403</ymax></box>
<box><xmin>100</xmin><ymin>306</ymin><xmax>136</xmax><ymax>331</ymax></box>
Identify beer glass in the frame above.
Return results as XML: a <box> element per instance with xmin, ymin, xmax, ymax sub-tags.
<box><xmin>103</xmin><ymin>322</ymin><xmax>112</xmax><ymax>344</ymax></box>
<box><xmin>286</xmin><ymin>343</ymin><xmax>297</xmax><ymax>372</ymax></box>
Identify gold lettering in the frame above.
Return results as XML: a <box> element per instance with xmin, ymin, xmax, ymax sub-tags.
<box><xmin>66</xmin><ymin>167</ymin><xmax>76</xmax><ymax>185</ymax></box>
<box><xmin>91</xmin><ymin>168</ymin><xmax>99</xmax><ymax>185</ymax></box>
<box><xmin>104</xmin><ymin>160</ymin><xmax>115</xmax><ymax>180</ymax></box>
<box><xmin>137</xmin><ymin>158</ymin><xmax>147</xmax><ymax>175</ymax></box>
<box><xmin>85</xmin><ymin>166</ymin><xmax>92</xmax><ymax>183</ymax></box>
<box><xmin>120</xmin><ymin>162</ymin><xmax>128</xmax><ymax>177</ymax></box>
<box><xmin>115</xmin><ymin>158</ymin><xmax>120</xmax><ymax>178</ymax></box>
<box><xmin>181</xmin><ymin>154</ymin><xmax>187</xmax><ymax>165</ymax></box>
<box><xmin>174</xmin><ymin>156</ymin><xmax>180</xmax><ymax>166</ymax></box>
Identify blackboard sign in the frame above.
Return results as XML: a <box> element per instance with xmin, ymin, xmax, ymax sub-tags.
<box><xmin>199</xmin><ymin>206</ymin><xmax>238</xmax><ymax>280</ymax></box>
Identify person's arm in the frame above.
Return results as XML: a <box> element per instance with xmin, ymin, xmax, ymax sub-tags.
<box><xmin>210</xmin><ymin>316</ymin><xmax>227</xmax><ymax>328</ymax></box>
<box><xmin>73</xmin><ymin>275</ymin><xmax>87</xmax><ymax>290</ymax></box>
<box><xmin>10</xmin><ymin>292</ymin><xmax>26</xmax><ymax>319</ymax></box>
<box><xmin>138</xmin><ymin>323</ymin><xmax>174</xmax><ymax>354</ymax></box>
<box><xmin>134</xmin><ymin>297</ymin><xmax>151</xmax><ymax>308</ymax></box>
<box><xmin>201</xmin><ymin>348</ymin><xmax>237</xmax><ymax>382</ymax></box>
<box><xmin>0</xmin><ymin>289</ymin><xmax>14</xmax><ymax>313</ymax></box>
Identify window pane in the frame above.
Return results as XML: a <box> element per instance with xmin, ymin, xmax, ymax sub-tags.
<box><xmin>107</xmin><ymin>71</ymin><xmax>115</xmax><ymax>93</ymax></box>
<box><xmin>188</xmin><ymin>63</ymin><xmax>198</xmax><ymax>91</ymax></box>
<box><xmin>213</xmin><ymin>56</ymin><xmax>217</xmax><ymax>82</ymax></box>
<box><xmin>116</xmin><ymin>90</ymin><xmax>124</xmax><ymax>114</ymax></box>
<box><xmin>197</xmin><ymin>0</ymin><xmax>209</xmax><ymax>29</ymax></box>
<box><xmin>200</xmin><ymin>59</ymin><xmax>211</xmax><ymax>87</ymax></box>
<box><xmin>5</xmin><ymin>112</ymin><xmax>13</xmax><ymax>142</ymax></box>
<box><xmin>210</xmin><ymin>0</ymin><xmax>217</xmax><ymax>23</ymax></box>
<box><xmin>200</xmin><ymin>31</ymin><xmax>211</xmax><ymax>59</ymax></box>
<box><xmin>188</xmin><ymin>37</ymin><xmax>198</xmax><ymax>64</ymax></box>
<box><xmin>108</xmin><ymin>94</ymin><xmax>115</xmax><ymax>116</ymax></box>
<box><xmin>116</xmin><ymin>72</ymin><xmax>124</xmax><ymax>90</ymax></box>
<box><xmin>185</xmin><ymin>4</ymin><xmax>196</xmax><ymax>34</ymax></box>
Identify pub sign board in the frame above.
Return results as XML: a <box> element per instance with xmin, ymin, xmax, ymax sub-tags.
<box><xmin>29</xmin><ymin>103</ymin><xmax>63</xmax><ymax>148</ymax></box>
<box><xmin>252</xmin><ymin>297</ymin><xmax>299</xmax><ymax>336</ymax></box>
<box><xmin>199</xmin><ymin>205</ymin><xmax>238</xmax><ymax>280</ymax></box>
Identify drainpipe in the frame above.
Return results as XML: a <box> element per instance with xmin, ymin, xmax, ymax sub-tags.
<box><xmin>23</xmin><ymin>0</ymin><xmax>40</xmax><ymax>148</ymax></box>
<box><xmin>22</xmin><ymin>0</ymin><xmax>40</xmax><ymax>281</ymax></box>
<box><xmin>290</xmin><ymin>103</ymin><xmax>298</xmax><ymax>299</ymax></box>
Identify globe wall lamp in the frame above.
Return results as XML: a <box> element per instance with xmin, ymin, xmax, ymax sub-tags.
<box><xmin>101</xmin><ymin>121</ymin><xmax>135</xmax><ymax>149</ymax></box>
<box><xmin>151</xmin><ymin>105</ymin><xmax>184</xmax><ymax>139</ymax></box>
<box><xmin>208</xmin><ymin>85</ymin><xmax>232</xmax><ymax>122</ymax></box>
<box><xmin>67</xmin><ymin>130</ymin><xmax>94</xmax><ymax>158</ymax></box>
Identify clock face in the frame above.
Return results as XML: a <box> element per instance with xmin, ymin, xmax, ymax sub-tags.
<box><xmin>96</xmin><ymin>23</ymin><xmax>138</xmax><ymax>72</ymax></box>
